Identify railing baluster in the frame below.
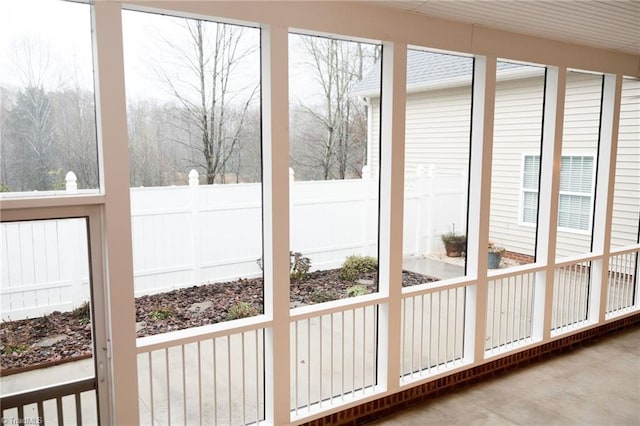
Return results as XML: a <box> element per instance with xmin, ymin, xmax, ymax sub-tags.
<box><xmin>241</xmin><ymin>332</ymin><xmax>246</xmax><ymax>426</ymax></box>
<box><xmin>330</xmin><ymin>313</ymin><xmax>334</xmax><ymax>400</ymax></box>
<box><xmin>75</xmin><ymin>392</ymin><xmax>83</xmax><ymax>426</ymax></box>
<box><xmin>351</xmin><ymin>310</ymin><xmax>356</xmax><ymax>396</ymax></box>
<box><xmin>197</xmin><ymin>341</ymin><xmax>202</xmax><ymax>426</ymax></box>
<box><xmin>319</xmin><ymin>315</ymin><xmax>323</xmax><ymax>407</ymax></box>
<box><xmin>307</xmin><ymin>318</ymin><xmax>311</xmax><ymax>409</ymax></box>
<box><xmin>341</xmin><ymin>311</ymin><xmax>345</xmax><ymax>401</ymax></box>
<box><xmin>56</xmin><ymin>397</ymin><xmax>63</xmax><ymax>424</ymax></box>
<box><xmin>227</xmin><ymin>336</ymin><xmax>232</xmax><ymax>425</ymax></box>
<box><xmin>410</xmin><ymin>298</ymin><xmax>416</xmax><ymax>376</ymax></box>
<box><xmin>213</xmin><ymin>337</ymin><xmax>218</xmax><ymax>424</ymax></box>
<box><xmin>165</xmin><ymin>347</ymin><xmax>171</xmax><ymax>425</ymax></box>
<box><xmin>36</xmin><ymin>401</ymin><xmax>44</xmax><ymax>426</ymax></box>
<box><xmin>148</xmin><ymin>351</ymin><xmax>155</xmax><ymax>424</ymax></box>
<box><xmin>419</xmin><ymin>295</ymin><xmax>425</xmax><ymax>371</ymax></box>
<box><xmin>181</xmin><ymin>345</ymin><xmax>186</xmax><ymax>424</ymax></box>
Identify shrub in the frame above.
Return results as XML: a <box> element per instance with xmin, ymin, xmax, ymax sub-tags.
<box><xmin>346</xmin><ymin>285</ymin><xmax>369</xmax><ymax>297</ymax></box>
<box><xmin>2</xmin><ymin>343</ymin><xmax>30</xmax><ymax>356</ymax></box>
<box><xmin>226</xmin><ymin>302</ymin><xmax>259</xmax><ymax>320</ymax></box>
<box><xmin>149</xmin><ymin>307</ymin><xmax>174</xmax><ymax>321</ymax></box>
<box><xmin>73</xmin><ymin>302</ymin><xmax>90</xmax><ymax>320</ymax></box>
<box><xmin>310</xmin><ymin>290</ymin><xmax>336</xmax><ymax>304</ymax></box>
<box><xmin>256</xmin><ymin>251</ymin><xmax>312</xmax><ymax>282</ymax></box>
<box><xmin>339</xmin><ymin>255</ymin><xmax>378</xmax><ymax>282</ymax></box>
<box><xmin>290</xmin><ymin>252</ymin><xmax>311</xmax><ymax>281</ymax></box>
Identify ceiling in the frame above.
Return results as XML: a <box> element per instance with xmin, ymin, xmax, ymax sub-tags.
<box><xmin>369</xmin><ymin>0</ymin><xmax>640</xmax><ymax>56</ymax></box>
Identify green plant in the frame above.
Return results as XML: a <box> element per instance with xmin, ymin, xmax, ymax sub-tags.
<box><xmin>226</xmin><ymin>302</ymin><xmax>259</xmax><ymax>320</ymax></box>
<box><xmin>339</xmin><ymin>255</ymin><xmax>378</xmax><ymax>282</ymax></box>
<box><xmin>0</xmin><ymin>183</ymin><xmax>10</xmax><ymax>192</ymax></box>
<box><xmin>2</xmin><ymin>343</ymin><xmax>30</xmax><ymax>356</ymax></box>
<box><xmin>441</xmin><ymin>232</ymin><xmax>466</xmax><ymax>245</ymax></box>
<box><xmin>441</xmin><ymin>224</ymin><xmax>467</xmax><ymax>257</ymax></box>
<box><xmin>73</xmin><ymin>302</ymin><xmax>90</xmax><ymax>320</ymax></box>
<box><xmin>310</xmin><ymin>290</ymin><xmax>336</xmax><ymax>304</ymax></box>
<box><xmin>149</xmin><ymin>307</ymin><xmax>175</xmax><ymax>321</ymax></box>
<box><xmin>487</xmin><ymin>240</ymin><xmax>506</xmax><ymax>254</ymax></box>
<box><xmin>290</xmin><ymin>251</ymin><xmax>311</xmax><ymax>281</ymax></box>
<box><xmin>256</xmin><ymin>251</ymin><xmax>312</xmax><ymax>282</ymax></box>
<box><xmin>346</xmin><ymin>285</ymin><xmax>369</xmax><ymax>297</ymax></box>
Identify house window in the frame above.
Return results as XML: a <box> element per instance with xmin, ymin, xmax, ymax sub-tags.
<box><xmin>522</xmin><ymin>155</ymin><xmax>594</xmax><ymax>231</ymax></box>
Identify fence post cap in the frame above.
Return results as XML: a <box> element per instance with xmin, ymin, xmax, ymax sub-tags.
<box><xmin>65</xmin><ymin>171</ymin><xmax>78</xmax><ymax>192</ymax></box>
<box><xmin>189</xmin><ymin>169</ymin><xmax>199</xmax><ymax>186</ymax></box>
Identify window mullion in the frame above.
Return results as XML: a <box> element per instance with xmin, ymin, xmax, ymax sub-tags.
<box><xmin>377</xmin><ymin>40</ymin><xmax>407</xmax><ymax>394</ymax></box>
<box><xmin>260</xmin><ymin>23</ymin><xmax>291</xmax><ymax>425</ymax></box>
<box><xmin>532</xmin><ymin>66</ymin><xmax>566</xmax><ymax>342</ymax></box>
<box><xmin>590</xmin><ymin>73</ymin><xmax>623</xmax><ymax>322</ymax></box>
<box><xmin>92</xmin><ymin>2</ymin><xmax>140</xmax><ymax>423</ymax></box>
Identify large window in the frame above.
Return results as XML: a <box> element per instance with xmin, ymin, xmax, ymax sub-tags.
<box><xmin>610</xmin><ymin>77</ymin><xmax>640</xmax><ymax>248</ymax></box>
<box><xmin>401</xmin><ymin>48</ymin><xmax>474</xmax><ymax>281</ymax></box>
<box><xmin>0</xmin><ymin>0</ymin><xmax>98</xmax><ymax>195</ymax></box>
<box><xmin>288</xmin><ymin>33</ymin><xmax>382</xmax><ymax>302</ymax></box>
<box><xmin>123</xmin><ymin>10</ymin><xmax>263</xmax><ymax>334</ymax></box>
<box><xmin>522</xmin><ymin>154</ymin><xmax>594</xmax><ymax>232</ymax></box>
<box><xmin>489</xmin><ymin>60</ymin><xmax>545</xmax><ymax>269</ymax></box>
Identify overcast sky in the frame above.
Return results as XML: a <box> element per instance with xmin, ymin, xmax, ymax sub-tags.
<box><xmin>0</xmin><ymin>0</ymin><xmax>377</xmax><ymax>106</ymax></box>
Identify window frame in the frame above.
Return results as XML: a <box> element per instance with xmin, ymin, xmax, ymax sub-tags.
<box><xmin>519</xmin><ymin>152</ymin><xmax>596</xmax><ymax>235</ymax></box>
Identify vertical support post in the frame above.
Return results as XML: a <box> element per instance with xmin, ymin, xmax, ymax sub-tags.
<box><xmin>362</xmin><ymin>165</ymin><xmax>371</xmax><ymax>256</ymax></box>
<box><xmin>591</xmin><ymin>74</ymin><xmax>623</xmax><ymax>322</ymax></box>
<box><xmin>189</xmin><ymin>170</ymin><xmax>201</xmax><ymax>286</ymax></box>
<box><xmin>414</xmin><ymin>165</ymin><xmax>425</xmax><ymax>255</ymax></box>
<box><xmin>289</xmin><ymin>167</ymin><xmax>295</xmax><ymax>252</ymax></box>
<box><xmin>92</xmin><ymin>2</ymin><xmax>139</xmax><ymax>424</ymax></box>
<box><xmin>533</xmin><ymin>66</ymin><xmax>566</xmax><ymax>340</ymax></box>
<box><xmin>377</xmin><ymin>41</ymin><xmax>407</xmax><ymax>391</ymax></box>
<box><xmin>464</xmin><ymin>55</ymin><xmax>496</xmax><ymax>363</ymax></box>
<box><xmin>261</xmin><ymin>24</ymin><xmax>291</xmax><ymax>425</ymax></box>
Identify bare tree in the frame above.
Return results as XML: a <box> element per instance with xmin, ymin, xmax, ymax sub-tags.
<box><xmin>293</xmin><ymin>37</ymin><xmax>378</xmax><ymax>180</ymax></box>
<box><xmin>156</xmin><ymin>19</ymin><xmax>259</xmax><ymax>184</ymax></box>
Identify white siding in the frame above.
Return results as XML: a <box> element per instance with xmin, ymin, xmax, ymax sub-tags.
<box><xmin>490</xmin><ymin>75</ymin><xmax>545</xmax><ymax>257</ymax></box>
<box><xmin>611</xmin><ymin>78</ymin><xmax>640</xmax><ymax>248</ymax></box>
<box><xmin>367</xmin><ymin>72</ymin><xmax>639</xmax><ymax>257</ymax></box>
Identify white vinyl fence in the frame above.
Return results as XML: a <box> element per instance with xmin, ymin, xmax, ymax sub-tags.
<box><xmin>1</xmin><ymin>168</ymin><xmax>465</xmax><ymax>320</ymax></box>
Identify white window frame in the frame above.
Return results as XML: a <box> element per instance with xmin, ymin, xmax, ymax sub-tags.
<box><xmin>519</xmin><ymin>152</ymin><xmax>596</xmax><ymax>234</ymax></box>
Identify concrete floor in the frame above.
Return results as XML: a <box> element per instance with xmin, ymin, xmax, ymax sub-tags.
<box><xmin>368</xmin><ymin>326</ymin><xmax>640</xmax><ymax>426</ymax></box>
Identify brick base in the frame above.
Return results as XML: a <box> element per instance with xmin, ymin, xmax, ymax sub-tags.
<box><xmin>503</xmin><ymin>251</ymin><xmax>535</xmax><ymax>264</ymax></box>
<box><xmin>302</xmin><ymin>314</ymin><xmax>640</xmax><ymax>426</ymax></box>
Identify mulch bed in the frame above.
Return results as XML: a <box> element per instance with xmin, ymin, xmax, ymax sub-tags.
<box><xmin>1</xmin><ymin>269</ymin><xmax>436</xmax><ymax>376</ymax></box>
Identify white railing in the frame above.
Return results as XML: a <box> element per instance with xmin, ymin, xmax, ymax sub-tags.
<box><xmin>552</xmin><ymin>260</ymin><xmax>592</xmax><ymax>332</ymax></box>
<box><xmin>607</xmin><ymin>248</ymin><xmax>639</xmax><ymax>317</ymax></box>
<box><xmin>136</xmin><ymin>321</ymin><xmax>266</xmax><ymax>425</ymax></box>
<box><xmin>0</xmin><ymin>377</ymin><xmax>97</xmax><ymax>425</ymax></box>
<box><xmin>485</xmin><ymin>271</ymin><xmax>536</xmax><ymax>354</ymax></box>
<box><xmin>289</xmin><ymin>302</ymin><xmax>379</xmax><ymax>419</ymax></box>
<box><xmin>400</xmin><ymin>284</ymin><xmax>467</xmax><ymax>382</ymax></box>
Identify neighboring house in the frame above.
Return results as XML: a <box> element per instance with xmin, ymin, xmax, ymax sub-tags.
<box><xmin>354</xmin><ymin>50</ymin><xmax>639</xmax><ymax>259</ymax></box>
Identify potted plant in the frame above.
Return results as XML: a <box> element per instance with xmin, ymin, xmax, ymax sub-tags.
<box><xmin>488</xmin><ymin>241</ymin><xmax>505</xmax><ymax>269</ymax></box>
<box><xmin>441</xmin><ymin>231</ymin><xmax>466</xmax><ymax>257</ymax></box>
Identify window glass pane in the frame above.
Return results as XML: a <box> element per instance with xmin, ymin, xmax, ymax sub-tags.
<box><xmin>289</xmin><ymin>33</ymin><xmax>381</xmax><ymax>301</ymax></box>
<box><xmin>1</xmin><ymin>219</ymin><xmax>96</xmax><ymax>405</ymax></box>
<box><xmin>556</xmin><ymin>70</ymin><xmax>602</xmax><ymax>258</ymax></box>
<box><xmin>610</xmin><ymin>78</ymin><xmax>640</xmax><ymax>248</ymax></box>
<box><xmin>523</xmin><ymin>191</ymin><xmax>539</xmax><ymax>223</ymax></box>
<box><xmin>401</xmin><ymin>49</ymin><xmax>474</xmax><ymax>281</ymax></box>
<box><xmin>489</xmin><ymin>60</ymin><xmax>545</xmax><ymax>269</ymax></box>
<box><xmin>523</xmin><ymin>155</ymin><xmax>540</xmax><ymax>190</ymax></box>
<box><xmin>123</xmin><ymin>10</ymin><xmax>262</xmax><ymax>335</ymax></box>
<box><xmin>0</xmin><ymin>0</ymin><xmax>99</xmax><ymax>196</ymax></box>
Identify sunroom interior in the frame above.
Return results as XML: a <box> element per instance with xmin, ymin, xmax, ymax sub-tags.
<box><xmin>0</xmin><ymin>1</ymin><xmax>639</xmax><ymax>425</ymax></box>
